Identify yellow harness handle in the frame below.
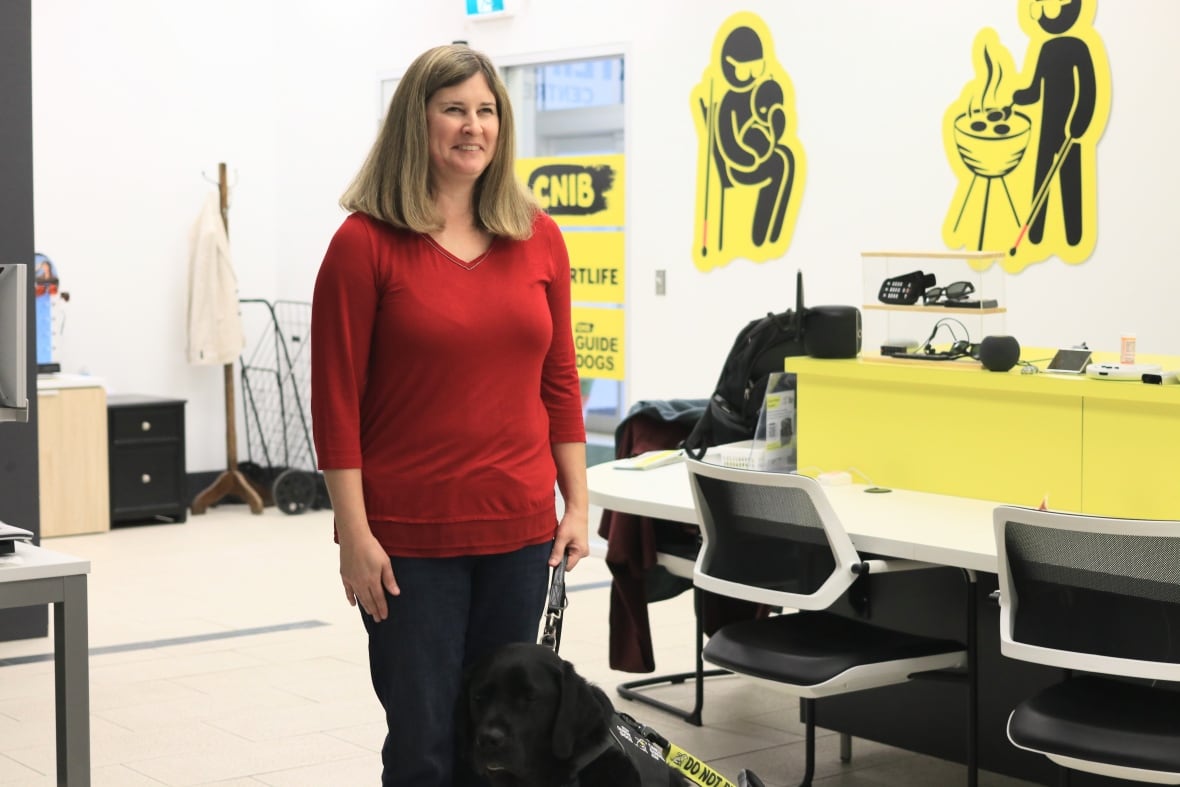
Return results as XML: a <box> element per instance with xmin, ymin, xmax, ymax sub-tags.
<box><xmin>665</xmin><ymin>742</ymin><xmax>738</xmax><ymax>787</ymax></box>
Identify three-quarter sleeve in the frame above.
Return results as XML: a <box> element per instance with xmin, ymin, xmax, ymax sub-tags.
<box><xmin>311</xmin><ymin>215</ymin><xmax>380</xmax><ymax>469</ymax></box>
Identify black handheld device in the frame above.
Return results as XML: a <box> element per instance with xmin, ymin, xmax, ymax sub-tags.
<box><xmin>878</xmin><ymin>271</ymin><xmax>935</xmax><ymax>305</ymax></box>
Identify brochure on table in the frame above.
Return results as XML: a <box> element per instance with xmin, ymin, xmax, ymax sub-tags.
<box><xmin>706</xmin><ymin>371</ymin><xmax>796</xmax><ymax>472</ymax></box>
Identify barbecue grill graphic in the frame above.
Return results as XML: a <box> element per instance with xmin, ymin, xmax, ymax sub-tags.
<box><xmin>690</xmin><ymin>12</ymin><xmax>806</xmax><ymax>273</ymax></box>
<box><xmin>947</xmin><ymin>35</ymin><xmax>1032</xmax><ymax>255</ymax></box>
<box><xmin>941</xmin><ymin>0</ymin><xmax>1109</xmax><ymax>274</ymax></box>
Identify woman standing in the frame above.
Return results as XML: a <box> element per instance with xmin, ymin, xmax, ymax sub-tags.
<box><xmin>311</xmin><ymin>43</ymin><xmax>588</xmax><ymax>786</ymax></box>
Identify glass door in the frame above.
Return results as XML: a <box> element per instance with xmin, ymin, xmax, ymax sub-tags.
<box><xmin>504</xmin><ymin>56</ymin><xmax>626</xmax><ymax>436</ymax></box>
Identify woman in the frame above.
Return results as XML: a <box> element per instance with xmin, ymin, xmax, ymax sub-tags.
<box><xmin>310</xmin><ymin>44</ymin><xmax>588</xmax><ymax>786</ymax></box>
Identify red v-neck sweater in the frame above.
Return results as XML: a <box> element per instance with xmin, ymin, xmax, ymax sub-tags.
<box><xmin>311</xmin><ymin>211</ymin><xmax>586</xmax><ymax>557</ymax></box>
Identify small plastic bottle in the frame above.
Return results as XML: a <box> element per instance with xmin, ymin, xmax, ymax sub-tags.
<box><xmin>1120</xmin><ymin>333</ymin><xmax>1137</xmax><ymax>365</ymax></box>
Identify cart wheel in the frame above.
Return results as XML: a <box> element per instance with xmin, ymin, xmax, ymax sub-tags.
<box><xmin>313</xmin><ymin>474</ymin><xmax>332</xmax><ymax>511</ymax></box>
<box><xmin>273</xmin><ymin>469</ymin><xmax>316</xmax><ymax>515</ymax></box>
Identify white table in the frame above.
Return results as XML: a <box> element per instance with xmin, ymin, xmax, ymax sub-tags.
<box><xmin>589</xmin><ymin>459</ymin><xmax>1003</xmax><ymax>573</ymax></box>
<box><xmin>0</xmin><ymin>542</ymin><xmax>90</xmax><ymax>786</ymax></box>
<box><xmin>591</xmin><ymin>456</ymin><xmax>1109</xmax><ymax>784</ymax></box>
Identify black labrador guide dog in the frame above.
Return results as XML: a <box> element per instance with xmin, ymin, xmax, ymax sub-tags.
<box><xmin>457</xmin><ymin>642</ymin><xmax>765</xmax><ymax>787</ymax></box>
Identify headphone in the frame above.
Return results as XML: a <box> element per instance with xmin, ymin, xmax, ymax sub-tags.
<box><xmin>911</xmin><ymin>318</ymin><xmax>976</xmax><ymax>361</ymax></box>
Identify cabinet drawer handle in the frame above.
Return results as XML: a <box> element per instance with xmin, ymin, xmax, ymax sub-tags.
<box><xmin>141</xmin><ymin>421</ymin><xmax>152</xmax><ymax>432</ymax></box>
<box><xmin>141</xmin><ymin>473</ymin><xmax>152</xmax><ymax>485</ymax></box>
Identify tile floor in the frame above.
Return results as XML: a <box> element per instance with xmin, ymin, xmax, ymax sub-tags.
<box><xmin>0</xmin><ymin>502</ymin><xmax>1040</xmax><ymax>786</ymax></box>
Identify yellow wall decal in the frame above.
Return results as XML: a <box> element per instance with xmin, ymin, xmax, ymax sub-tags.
<box><xmin>518</xmin><ymin>154</ymin><xmax>626</xmax><ymax>380</ymax></box>
<box><xmin>690</xmin><ymin>12</ymin><xmax>806</xmax><ymax>272</ymax></box>
<box><xmin>564</xmin><ymin>231</ymin><xmax>625</xmax><ymax>304</ymax></box>
<box><xmin>572</xmin><ymin>306</ymin><xmax>624</xmax><ymax>381</ymax></box>
<box><xmin>517</xmin><ymin>154</ymin><xmax>625</xmax><ymax>228</ymax></box>
<box><xmin>942</xmin><ymin>0</ymin><xmax>1110</xmax><ymax>273</ymax></box>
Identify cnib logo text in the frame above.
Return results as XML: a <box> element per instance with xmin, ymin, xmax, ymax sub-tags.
<box><xmin>528</xmin><ymin>164</ymin><xmax>614</xmax><ymax>216</ymax></box>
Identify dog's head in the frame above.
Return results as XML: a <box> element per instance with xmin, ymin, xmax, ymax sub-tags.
<box><xmin>456</xmin><ymin>643</ymin><xmax>612</xmax><ymax>786</ymax></box>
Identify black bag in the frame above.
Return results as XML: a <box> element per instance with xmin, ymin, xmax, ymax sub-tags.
<box><xmin>683</xmin><ymin>272</ymin><xmax>806</xmax><ymax>460</ymax></box>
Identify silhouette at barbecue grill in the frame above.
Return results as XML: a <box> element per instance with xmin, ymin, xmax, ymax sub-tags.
<box><xmin>949</xmin><ymin>39</ymin><xmax>1033</xmax><ymax>252</ymax></box>
<box><xmin>698</xmin><ymin>26</ymin><xmax>796</xmax><ymax>252</ymax></box>
<box><xmin>1010</xmin><ymin>0</ymin><xmax>1097</xmax><ymax>249</ymax></box>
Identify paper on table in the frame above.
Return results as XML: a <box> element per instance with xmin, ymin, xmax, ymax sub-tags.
<box><xmin>614</xmin><ymin>449</ymin><xmax>684</xmax><ymax>471</ymax></box>
<box><xmin>0</xmin><ymin>520</ymin><xmax>33</xmax><ymax>540</ymax></box>
<box><xmin>0</xmin><ymin>520</ymin><xmax>33</xmax><ymax>557</ymax></box>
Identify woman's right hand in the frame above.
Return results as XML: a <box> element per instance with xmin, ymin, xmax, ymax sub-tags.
<box><xmin>322</xmin><ymin>469</ymin><xmax>399</xmax><ymax>620</ymax></box>
<box><xmin>340</xmin><ymin>532</ymin><xmax>400</xmax><ymax>621</ymax></box>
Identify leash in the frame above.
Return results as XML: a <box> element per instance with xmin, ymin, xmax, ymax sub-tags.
<box><xmin>540</xmin><ymin>557</ymin><xmax>743</xmax><ymax>787</ymax></box>
<box><xmin>540</xmin><ymin>557</ymin><xmax>567</xmax><ymax>653</ymax></box>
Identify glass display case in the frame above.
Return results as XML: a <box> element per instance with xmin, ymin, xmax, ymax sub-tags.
<box><xmin>860</xmin><ymin>250</ymin><xmax>1006</xmax><ymax>355</ymax></box>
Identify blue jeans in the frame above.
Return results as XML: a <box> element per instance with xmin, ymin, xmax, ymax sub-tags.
<box><xmin>360</xmin><ymin>541</ymin><xmax>551</xmax><ymax>787</ymax></box>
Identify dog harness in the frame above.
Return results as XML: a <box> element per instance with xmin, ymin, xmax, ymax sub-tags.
<box><xmin>568</xmin><ymin>712</ymin><xmax>738</xmax><ymax>787</ymax></box>
<box><xmin>606</xmin><ymin>712</ymin><xmax>680</xmax><ymax>785</ymax></box>
<box><xmin>544</xmin><ymin>561</ymin><xmax>736</xmax><ymax>787</ymax></box>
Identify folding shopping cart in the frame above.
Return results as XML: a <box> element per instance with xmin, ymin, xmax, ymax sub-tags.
<box><xmin>238</xmin><ymin>298</ymin><xmax>328</xmax><ymax>514</ymax></box>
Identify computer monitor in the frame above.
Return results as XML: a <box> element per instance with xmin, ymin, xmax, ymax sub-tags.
<box><xmin>0</xmin><ymin>263</ymin><xmax>29</xmax><ymax>423</ymax></box>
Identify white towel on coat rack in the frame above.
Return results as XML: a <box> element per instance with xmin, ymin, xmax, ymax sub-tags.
<box><xmin>186</xmin><ymin>191</ymin><xmax>245</xmax><ymax>365</ymax></box>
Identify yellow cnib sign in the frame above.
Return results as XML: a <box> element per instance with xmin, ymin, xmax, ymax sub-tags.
<box><xmin>517</xmin><ymin>154</ymin><xmax>625</xmax><ymax>228</ymax></box>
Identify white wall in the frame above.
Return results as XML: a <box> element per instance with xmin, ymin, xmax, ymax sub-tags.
<box><xmin>31</xmin><ymin>0</ymin><xmax>1180</xmax><ymax>474</ymax></box>
<box><xmin>33</xmin><ymin>0</ymin><xmax>284</xmax><ymax>473</ymax></box>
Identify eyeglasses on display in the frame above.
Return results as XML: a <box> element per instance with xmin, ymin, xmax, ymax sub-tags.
<box><xmin>923</xmin><ymin>281</ymin><xmax>976</xmax><ymax>305</ymax></box>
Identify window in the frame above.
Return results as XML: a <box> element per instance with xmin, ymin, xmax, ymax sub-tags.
<box><xmin>505</xmin><ymin>56</ymin><xmax>625</xmax><ymax>435</ymax></box>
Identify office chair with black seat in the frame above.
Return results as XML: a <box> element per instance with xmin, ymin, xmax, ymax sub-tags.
<box><xmin>994</xmin><ymin>505</ymin><xmax>1180</xmax><ymax>786</ymax></box>
<box><xmin>686</xmin><ymin>458</ymin><xmax>977</xmax><ymax>787</ymax></box>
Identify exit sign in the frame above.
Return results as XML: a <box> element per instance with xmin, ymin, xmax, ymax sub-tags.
<box><xmin>466</xmin><ymin>0</ymin><xmax>506</xmax><ymax>16</ymax></box>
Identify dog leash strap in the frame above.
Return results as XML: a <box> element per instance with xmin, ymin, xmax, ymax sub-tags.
<box><xmin>540</xmin><ymin>558</ymin><xmax>567</xmax><ymax>653</ymax></box>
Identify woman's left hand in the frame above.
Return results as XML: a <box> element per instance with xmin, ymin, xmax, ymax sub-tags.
<box><xmin>550</xmin><ymin>509</ymin><xmax>589</xmax><ymax>571</ymax></box>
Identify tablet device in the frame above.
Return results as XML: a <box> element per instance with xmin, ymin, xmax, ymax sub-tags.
<box><xmin>1045</xmin><ymin>347</ymin><xmax>1092</xmax><ymax>374</ymax></box>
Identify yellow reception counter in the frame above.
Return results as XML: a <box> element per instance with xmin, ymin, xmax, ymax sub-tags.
<box><xmin>786</xmin><ymin>351</ymin><xmax>1180</xmax><ymax>520</ymax></box>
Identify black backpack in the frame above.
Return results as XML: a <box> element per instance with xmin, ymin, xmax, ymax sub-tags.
<box><xmin>683</xmin><ymin>271</ymin><xmax>806</xmax><ymax>460</ymax></box>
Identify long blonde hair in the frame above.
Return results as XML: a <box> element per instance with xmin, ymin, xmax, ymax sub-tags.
<box><xmin>340</xmin><ymin>44</ymin><xmax>537</xmax><ymax>240</ymax></box>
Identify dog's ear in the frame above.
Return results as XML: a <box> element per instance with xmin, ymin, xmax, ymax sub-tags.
<box><xmin>551</xmin><ymin>660</ymin><xmax>608</xmax><ymax>760</ymax></box>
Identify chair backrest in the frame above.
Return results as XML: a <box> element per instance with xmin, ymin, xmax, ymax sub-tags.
<box><xmin>994</xmin><ymin>505</ymin><xmax>1180</xmax><ymax>682</ymax></box>
<box><xmin>686</xmin><ymin>458</ymin><xmax>861</xmax><ymax>610</ymax></box>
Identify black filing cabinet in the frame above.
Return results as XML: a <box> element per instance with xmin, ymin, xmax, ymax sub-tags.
<box><xmin>107</xmin><ymin>394</ymin><xmax>187</xmax><ymax>524</ymax></box>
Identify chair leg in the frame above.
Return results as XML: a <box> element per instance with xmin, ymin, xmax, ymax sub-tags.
<box><xmin>798</xmin><ymin>697</ymin><xmax>817</xmax><ymax>787</ymax></box>
<box><xmin>839</xmin><ymin>732</ymin><xmax>851</xmax><ymax>763</ymax></box>
<box><xmin>963</xmin><ymin>570</ymin><xmax>979</xmax><ymax>787</ymax></box>
<box><xmin>616</xmin><ymin>587</ymin><xmax>728</xmax><ymax>726</ymax></box>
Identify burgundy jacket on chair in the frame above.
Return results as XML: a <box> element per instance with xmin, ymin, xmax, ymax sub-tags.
<box><xmin>597</xmin><ymin>401</ymin><xmax>763</xmax><ymax>672</ymax></box>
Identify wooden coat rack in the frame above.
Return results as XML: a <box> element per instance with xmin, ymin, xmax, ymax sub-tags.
<box><xmin>191</xmin><ymin>162</ymin><xmax>264</xmax><ymax>516</ymax></box>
